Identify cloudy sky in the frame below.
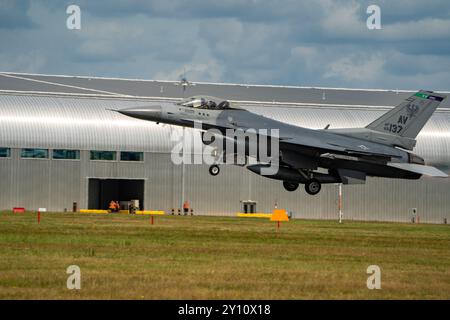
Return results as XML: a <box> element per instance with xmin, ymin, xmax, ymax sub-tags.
<box><xmin>1</xmin><ymin>0</ymin><xmax>450</xmax><ymax>90</ymax></box>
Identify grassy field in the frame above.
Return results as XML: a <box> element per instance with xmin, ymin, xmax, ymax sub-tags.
<box><xmin>0</xmin><ymin>211</ymin><xmax>449</xmax><ymax>299</ymax></box>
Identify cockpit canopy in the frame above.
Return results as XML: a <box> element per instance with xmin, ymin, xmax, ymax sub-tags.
<box><xmin>177</xmin><ymin>96</ymin><xmax>234</xmax><ymax>110</ymax></box>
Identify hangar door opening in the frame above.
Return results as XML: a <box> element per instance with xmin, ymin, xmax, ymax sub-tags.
<box><xmin>88</xmin><ymin>179</ymin><xmax>144</xmax><ymax>210</ymax></box>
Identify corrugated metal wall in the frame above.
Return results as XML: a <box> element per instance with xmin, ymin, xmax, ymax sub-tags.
<box><xmin>0</xmin><ymin>94</ymin><xmax>175</xmax><ymax>152</ymax></box>
<box><xmin>0</xmin><ymin>94</ymin><xmax>449</xmax><ymax>223</ymax></box>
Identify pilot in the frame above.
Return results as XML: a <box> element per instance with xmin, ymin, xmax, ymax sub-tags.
<box><xmin>207</xmin><ymin>100</ymin><xmax>217</xmax><ymax>109</ymax></box>
<box><xmin>197</xmin><ymin>99</ymin><xmax>206</xmax><ymax>109</ymax></box>
<box><xmin>217</xmin><ymin>101</ymin><xmax>229</xmax><ymax>109</ymax></box>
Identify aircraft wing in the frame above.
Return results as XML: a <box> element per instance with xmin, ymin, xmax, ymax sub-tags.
<box><xmin>387</xmin><ymin>163</ymin><xmax>448</xmax><ymax>177</ymax></box>
<box><xmin>191</xmin><ymin>115</ymin><xmax>405</xmax><ymax>160</ymax></box>
<box><xmin>281</xmin><ymin>136</ymin><xmax>404</xmax><ymax>159</ymax></box>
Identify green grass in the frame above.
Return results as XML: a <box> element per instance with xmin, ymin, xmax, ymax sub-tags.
<box><xmin>0</xmin><ymin>211</ymin><xmax>449</xmax><ymax>299</ymax></box>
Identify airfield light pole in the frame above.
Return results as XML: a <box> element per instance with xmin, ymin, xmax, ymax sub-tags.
<box><xmin>181</xmin><ymin>126</ymin><xmax>186</xmax><ymax>212</ymax></box>
<box><xmin>338</xmin><ymin>183</ymin><xmax>343</xmax><ymax>223</ymax></box>
<box><xmin>248</xmin><ymin>170</ymin><xmax>252</xmax><ymax>200</ymax></box>
<box><xmin>179</xmin><ymin>74</ymin><xmax>192</xmax><ymax>213</ymax></box>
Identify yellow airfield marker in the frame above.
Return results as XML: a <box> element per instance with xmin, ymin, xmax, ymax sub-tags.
<box><xmin>79</xmin><ymin>209</ymin><xmax>109</xmax><ymax>214</ymax></box>
<box><xmin>236</xmin><ymin>213</ymin><xmax>273</xmax><ymax>218</ymax></box>
<box><xmin>79</xmin><ymin>209</ymin><xmax>165</xmax><ymax>215</ymax></box>
<box><xmin>136</xmin><ymin>210</ymin><xmax>165</xmax><ymax>215</ymax></box>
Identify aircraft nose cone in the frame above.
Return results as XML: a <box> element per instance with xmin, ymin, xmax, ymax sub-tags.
<box><xmin>118</xmin><ymin>105</ymin><xmax>162</xmax><ymax>121</ymax></box>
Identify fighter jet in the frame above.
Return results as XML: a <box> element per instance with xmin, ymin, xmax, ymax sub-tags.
<box><xmin>117</xmin><ymin>90</ymin><xmax>448</xmax><ymax>195</ymax></box>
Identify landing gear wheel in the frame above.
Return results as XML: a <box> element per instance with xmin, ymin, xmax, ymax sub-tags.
<box><xmin>305</xmin><ymin>179</ymin><xmax>321</xmax><ymax>195</ymax></box>
<box><xmin>209</xmin><ymin>165</ymin><xmax>220</xmax><ymax>176</ymax></box>
<box><xmin>283</xmin><ymin>181</ymin><xmax>299</xmax><ymax>192</ymax></box>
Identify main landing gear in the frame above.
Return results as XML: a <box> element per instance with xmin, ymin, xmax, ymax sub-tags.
<box><xmin>283</xmin><ymin>181</ymin><xmax>299</xmax><ymax>192</ymax></box>
<box><xmin>283</xmin><ymin>178</ymin><xmax>322</xmax><ymax>195</ymax></box>
<box><xmin>304</xmin><ymin>178</ymin><xmax>321</xmax><ymax>195</ymax></box>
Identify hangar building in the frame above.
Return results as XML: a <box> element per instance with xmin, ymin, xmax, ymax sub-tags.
<box><xmin>0</xmin><ymin>72</ymin><xmax>449</xmax><ymax>223</ymax></box>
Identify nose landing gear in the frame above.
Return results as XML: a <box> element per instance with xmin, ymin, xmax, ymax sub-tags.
<box><xmin>209</xmin><ymin>165</ymin><xmax>220</xmax><ymax>176</ymax></box>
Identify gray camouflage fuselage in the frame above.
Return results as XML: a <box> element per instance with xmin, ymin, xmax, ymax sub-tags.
<box><xmin>120</xmin><ymin>102</ymin><xmax>413</xmax><ymax>177</ymax></box>
<box><xmin>117</xmin><ymin>91</ymin><xmax>447</xmax><ymax>194</ymax></box>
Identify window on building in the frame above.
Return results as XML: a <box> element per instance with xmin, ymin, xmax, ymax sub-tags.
<box><xmin>0</xmin><ymin>148</ymin><xmax>11</xmax><ymax>158</ymax></box>
<box><xmin>21</xmin><ymin>148</ymin><xmax>49</xmax><ymax>159</ymax></box>
<box><xmin>120</xmin><ymin>151</ymin><xmax>144</xmax><ymax>162</ymax></box>
<box><xmin>90</xmin><ymin>150</ymin><xmax>116</xmax><ymax>161</ymax></box>
<box><xmin>53</xmin><ymin>149</ymin><xmax>80</xmax><ymax>160</ymax></box>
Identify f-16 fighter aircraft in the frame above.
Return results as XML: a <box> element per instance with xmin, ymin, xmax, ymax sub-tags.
<box><xmin>117</xmin><ymin>90</ymin><xmax>447</xmax><ymax>195</ymax></box>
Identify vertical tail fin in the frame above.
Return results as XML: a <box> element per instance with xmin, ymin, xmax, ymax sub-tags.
<box><xmin>366</xmin><ymin>90</ymin><xmax>446</xmax><ymax>140</ymax></box>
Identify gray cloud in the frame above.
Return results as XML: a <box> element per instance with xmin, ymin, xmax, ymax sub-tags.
<box><xmin>0</xmin><ymin>0</ymin><xmax>450</xmax><ymax>90</ymax></box>
<box><xmin>0</xmin><ymin>0</ymin><xmax>36</xmax><ymax>28</ymax></box>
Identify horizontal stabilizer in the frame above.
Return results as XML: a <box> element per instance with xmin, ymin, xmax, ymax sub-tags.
<box><xmin>336</xmin><ymin>169</ymin><xmax>366</xmax><ymax>185</ymax></box>
<box><xmin>387</xmin><ymin>163</ymin><xmax>448</xmax><ymax>178</ymax></box>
